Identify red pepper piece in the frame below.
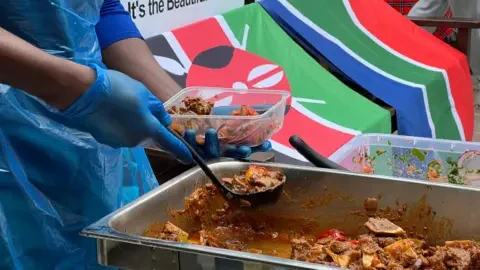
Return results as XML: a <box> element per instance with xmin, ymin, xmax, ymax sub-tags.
<box><xmin>318</xmin><ymin>229</ymin><xmax>346</xmax><ymax>241</ymax></box>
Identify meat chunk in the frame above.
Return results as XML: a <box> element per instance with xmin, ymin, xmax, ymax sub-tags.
<box><xmin>221</xmin><ymin>166</ymin><xmax>285</xmax><ymax>193</ymax></box>
<box><xmin>153</xmin><ymin>222</ymin><xmax>189</xmax><ymax>242</ymax></box>
<box><xmin>374</xmin><ymin>236</ymin><xmax>398</xmax><ymax>248</ymax></box>
<box><xmin>291</xmin><ymin>238</ymin><xmax>323</xmax><ymax>262</ymax></box>
<box><xmin>245</xmin><ymin>166</ymin><xmax>283</xmax><ymax>189</ymax></box>
<box><xmin>358</xmin><ymin>234</ymin><xmax>381</xmax><ymax>254</ymax></box>
<box><xmin>181</xmin><ymin>184</ymin><xmax>219</xmax><ymax>222</ymax></box>
<box><xmin>426</xmin><ymin>246</ymin><xmax>448</xmax><ymax>269</ymax></box>
<box><xmin>364</xmin><ymin>197</ymin><xmax>378</xmax><ymax>215</ymax></box>
<box><xmin>365</xmin><ymin>218</ymin><xmax>406</xmax><ymax>236</ymax></box>
<box><xmin>328</xmin><ymin>240</ymin><xmax>359</xmax><ymax>254</ymax></box>
<box><xmin>291</xmin><ymin>238</ymin><xmax>313</xmax><ymax>261</ymax></box>
<box><xmin>232</xmin><ymin>105</ymin><xmax>259</xmax><ymax>116</ymax></box>
<box><xmin>444</xmin><ymin>247</ymin><xmax>471</xmax><ymax>269</ymax></box>
<box><xmin>423</xmin><ymin>240</ymin><xmax>480</xmax><ymax>269</ymax></box>
<box><xmin>181</xmin><ymin>96</ymin><xmax>214</xmax><ymax>115</ymax></box>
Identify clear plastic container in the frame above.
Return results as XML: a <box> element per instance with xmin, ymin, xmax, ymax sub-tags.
<box><xmin>330</xmin><ymin>134</ymin><xmax>480</xmax><ymax>188</ymax></box>
<box><xmin>164</xmin><ymin>87</ymin><xmax>290</xmax><ymax>147</ymax></box>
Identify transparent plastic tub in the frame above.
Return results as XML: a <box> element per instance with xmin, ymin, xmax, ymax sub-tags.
<box><xmin>330</xmin><ymin>134</ymin><xmax>480</xmax><ymax>188</ymax></box>
<box><xmin>164</xmin><ymin>87</ymin><xmax>290</xmax><ymax>147</ymax></box>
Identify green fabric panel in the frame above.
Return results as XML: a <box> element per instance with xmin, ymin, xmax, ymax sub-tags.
<box><xmin>287</xmin><ymin>0</ymin><xmax>459</xmax><ymax>139</ymax></box>
<box><xmin>222</xmin><ymin>3</ymin><xmax>391</xmax><ymax>133</ymax></box>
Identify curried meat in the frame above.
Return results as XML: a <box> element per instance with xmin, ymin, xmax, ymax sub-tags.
<box><xmin>175</xmin><ymin>96</ymin><xmax>215</xmax><ymax>115</ymax></box>
<box><xmin>145</xmin><ymin>184</ymin><xmax>480</xmax><ymax>270</ymax></box>
<box><xmin>358</xmin><ymin>234</ymin><xmax>381</xmax><ymax>254</ymax></box>
<box><xmin>168</xmin><ymin>96</ymin><xmax>277</xmax><ymax>146</ymax></box>
<box><xmin>291</xmin><ymin>238</ymin><xmax>330</xmax><ymax>264</ymax></box>
<box><xmin>365</xmin><ymin>218</ymin><xmax>406</xmax><ymax>236</ymax></box>
<box><xmin>143</xmin><ymin>221</ymin><xmax>189</xmax><ymax>242</ymax></box>
<box><xmin>232</xmin><ymin>105</ymin><xmax>258</xmax><ymax>116</ymax></box>
<box><xmin>221</xmin><ymin>165</ymin><xmax>285</xmax><ymax>193</ymax></box>
<box><xmin>445</xmin><ymin>247</ymin><xmax>471</xmax><ymax>269</ymax></box>
<box><xmin>364</xmin><ymin>197</ymin><xmax>378</xmax><ymax>215</ymax></box>
<box><xmin>328</xmin><ymin>240</ymin><xmax>359</xmax><ymax>254</ymax></box>
<box><xmin>374</xmin><ymin>236</ymin><xmax>398</xmax><ymax>248</ymax></box>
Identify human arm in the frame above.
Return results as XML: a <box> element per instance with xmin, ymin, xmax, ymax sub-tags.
<box><xmin>408</xmin><ymin>0</ymin><xmax>450</xmax><ymax>33</ymax></box>
<box><xmin>94</xmin><ymin>0</ymin><xmax>272</xmax><ymax>158</ymax></box>
<box><xmin>0</xmin><ymin>27</ymin><xmax>96</xmax><ymax>109</ymax></box>
<box><xmin>0</xmin><ymin>26</ymin><xmax>191</xmax><ymax>162</ymax></box>
<box><xmin>95</xmin><ymin>0</ymin><xmax>181</xmax><ymax>102</ymax></box>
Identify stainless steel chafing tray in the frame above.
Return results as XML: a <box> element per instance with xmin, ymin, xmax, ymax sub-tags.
<box><xmin>81</xmin><ymin>160</ymin><xmax>480</xmax><ymax>270</ymax></box>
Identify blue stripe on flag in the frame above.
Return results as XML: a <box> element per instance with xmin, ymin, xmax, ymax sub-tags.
<box><xmin>260</xmin><ymin>0</ymin><xmax>433</xmax><ymax>137</ymax></box>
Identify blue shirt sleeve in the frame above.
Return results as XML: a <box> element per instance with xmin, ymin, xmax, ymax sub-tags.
<box><xmin>95</xmin><ymin>0</ymin><xmax>143</xmax><ymax>50</ymax></box>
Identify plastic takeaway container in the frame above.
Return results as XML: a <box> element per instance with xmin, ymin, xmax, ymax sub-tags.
<box><xmin>164</xmin><ymin>87</ymin><xmax>290</xmax><ymax>147</ymax></box>
<box><xmin>329</xmin><ymin>134</ymin><xmax>480</xmax><ymax>188</ymax></box>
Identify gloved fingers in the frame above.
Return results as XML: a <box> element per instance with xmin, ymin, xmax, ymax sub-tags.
<box><xmin>149</xmin><ymin>117</ymin><xmax>192</xmax><ymax>164</ymax></box>
<box><xmin>223</xmin><ymin>145</ymin><xmax>252</xmax><ymax>160</ymax></box>
<box><xmin>183</xmin><ymin>129</ymin><xmax>204</xmax><ymax>155</ymax></box>
<box><xmin>148</xmin><ymin>93</ymin><xmax>172</xmax><ymax>127</ymax></box>
<box><xmin>252</xmin><ymin>141</ymin><xmax>272</xmax><ymax>153</ymax></box>
<box><xmin>204</xmin><ymin>129</ymin><xmax>221</xmax><ymax>159</ymax></box>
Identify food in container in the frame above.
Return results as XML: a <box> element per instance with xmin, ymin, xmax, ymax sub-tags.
<box><xmin>330</xmin><ymin>134</ymin><xmax>480</xmax><ymax>188</ymax></box>
<box><xmin>143</xmin><ymin>168</ymin><xmax>480</xmax><ymax>269</ymax></box>
<box><xmin>164</xmin><ymin>87</ymin><xmax>290</xmax><ymax>147</ymax></box>
<box><xmin>81</xmin><ymin>161</ymin><xmax>480</xmax><ymax>269</ymax></box>
<box><xmin>220</xmin><ymin>165</ymin><xmax>285</xmax><ymax>194</ymax></box>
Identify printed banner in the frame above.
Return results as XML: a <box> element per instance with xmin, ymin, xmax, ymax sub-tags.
<box><xmin>120</xmin><ymin>0</ymin><xmax>244</xmax><ymax>38</ymax></box>
<box><xmin>147</xmin><ymin>3</ymin><xmax>391</xmax><ymax>164</ymax></box>
<box><xmin>260</xmin><ymin>0</ymin><xmax>474</xmax><ymax>141</ymax></box>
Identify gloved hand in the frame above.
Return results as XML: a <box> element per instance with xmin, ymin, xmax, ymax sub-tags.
<box><xmin>56</xmin><ymin>64</ymin><xmax>192</xmax><ymax>164</ymax></box>
<box><xmin>183</xmin><ymin>129</ymin><xmax>272</xmax><ymax>160</ymax></box>
<box><xmin>208</xmin><ymin>104</ymin><xmax>273</xmax><ymax>159</ymax></box>
<box><xmin>147</xmin><ymin>95</ymin><xmax>272</xmax><ymax>160</ymax></box>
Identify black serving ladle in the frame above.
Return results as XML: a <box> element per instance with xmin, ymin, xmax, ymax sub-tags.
<box><xmin>169</xmin><ymin>128</ymin><xmax>285</xmax><ymax>207</ymax></box>
<box><xmin>289</xmin><ymin>135</ymin><xmax>348</xmax><ymax>171</ymax></box>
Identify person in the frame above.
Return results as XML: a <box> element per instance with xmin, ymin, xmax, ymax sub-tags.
<box><xmin>0</xmin><ymin>0</ymin><xmax>270</xmax><ymax>269</ymax></box>
<box><xmin>385</xmin><ymin>0</ymin><xmax>454</xmax><ymax>40</ymax></box>
<box><xmin>408</xmin><ymin>0</ymin><xmax>480</xmax><ymax>105</ymax></box>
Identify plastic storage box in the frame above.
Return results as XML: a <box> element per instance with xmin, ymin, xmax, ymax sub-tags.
<box><xmin>164</xmin><ymin>87</ymin><xmax>290</xmax><ymax>147</ymax></box>
<box><xmin>330</xmin><ymin>134</ymin><xmax>480</xmax><ymax>188</ymax></box>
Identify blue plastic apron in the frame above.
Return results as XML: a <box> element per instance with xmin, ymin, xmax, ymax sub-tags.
<box><xmin>0</xmin><ymin>0</ymin><xmax>158</xmax><ymax>269</ymax></box>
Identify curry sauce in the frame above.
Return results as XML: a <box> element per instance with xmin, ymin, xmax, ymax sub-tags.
<box><xmin>144</xmin><ymin>174</ymin><xmax>480</xmax><ymax>269</ymax></box>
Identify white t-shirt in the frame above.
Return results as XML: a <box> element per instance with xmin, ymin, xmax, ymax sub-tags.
<box><xmin>409</xmin><ymin>0</ymin><xmax>480</xmax><ymax>75</ymax></box>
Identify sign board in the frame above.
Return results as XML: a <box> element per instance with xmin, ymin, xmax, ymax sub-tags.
<box><xmin>120</xmin><ymin>0</ymin><xmax>244</xmax><ymax>38</ymax></box>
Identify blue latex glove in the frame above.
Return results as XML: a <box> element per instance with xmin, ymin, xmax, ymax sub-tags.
<box><xmin>147</xmin><ymin>94</ymin><xmax>272</xmax><ymax>159</ymax></box>
<box><xmin>184</xmin><ymin>129</ymin><xmax>272</xmax><ymax>160</ymax></box>
<box><xmin>209</xmin><ymin>105</ymin><xmax>272</xmax><ymax>159</ymax></box>
<box><xmin>57</xmin><ymin>64</ymin><xmax>192</xmax><ymax>164</ymax></box>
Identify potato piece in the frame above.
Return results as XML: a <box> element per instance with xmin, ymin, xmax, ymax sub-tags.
<box><xmin>162</xmin><ymin>221</ymin><xmax>189</xmax><ymax>243</ymax></box>
<box><xmin>363</xmin><ymin>253</ymin><xmax>375</xmax><ymax>268</ymax></box>
<box><xmin>325</xmin><ymin>248</ymin><xmax>352</xmax><ymax>268</ymax></box>
<box><xmin>365</xmin><ymin>218</ymin><xmax>405</xmax><ymax>236</ymax></box>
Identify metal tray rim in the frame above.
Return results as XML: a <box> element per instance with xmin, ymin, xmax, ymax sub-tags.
<box><xmin>81</xmin><ymin>160</ymin><xmax>480</xmax><ymax>269</ymax></box>
<box><xmin>81</xmin><ymin>229</ymin><xmax>336</xmax><ymax>269</ymax></box>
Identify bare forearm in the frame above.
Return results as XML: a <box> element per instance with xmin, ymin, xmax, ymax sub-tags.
<box><xmin>101</xmin><ymin>38</ymin><xmax>181</xmax><ymax>102</ymax></box>
<box><xmin>0</xmin><ymin>27</ymin><xmax>95</xmax><ymax>109</ymax></box>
